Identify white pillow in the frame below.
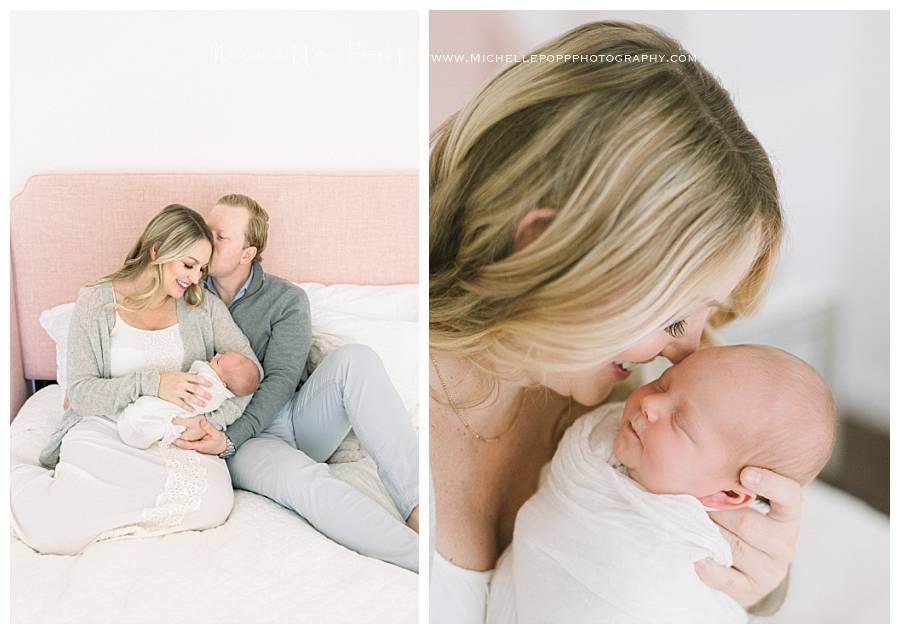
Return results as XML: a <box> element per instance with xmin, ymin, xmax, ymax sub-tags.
<box><xmin>38</xmin><ymin>302</ymin><xmax>75</xmax><ymax>387</ymax></box>
<box><xmin>306</xmin><ymin>331</ymin><xmax>349</xmax><ymax>372</ymax></box>
<box><xmin>310</xmin><ymin>309</ymin><xmax>418</xmax><ymax>414</ymax></box>
<box><xmin>297</xmin><ymin>282</ymin><xmax>418</xmax><ymax>322</ymax></box>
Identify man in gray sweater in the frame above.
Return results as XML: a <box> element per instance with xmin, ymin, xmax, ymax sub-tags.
<box><xmin>174</xmin><ymin>194</ymin><xmax>419</xmax><ymax>572</ymax></box>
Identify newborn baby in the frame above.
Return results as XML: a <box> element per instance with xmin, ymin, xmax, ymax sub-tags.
<box><xmin>487</xmin><ymin>344</ymin><xmax>836</xmax><ymax>623</ymax></box>
<box><xmin>117</xmin><ymin>351</ymin><xmax>260</xmax><ymax>449</ymax></box>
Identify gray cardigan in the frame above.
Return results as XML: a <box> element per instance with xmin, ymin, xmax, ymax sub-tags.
<box><xmin>39</xmin><ymin>281</ymin><xmax>263</xmax><ymax>468</ymax></box>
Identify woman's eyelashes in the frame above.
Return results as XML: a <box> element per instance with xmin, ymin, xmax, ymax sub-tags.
<box><xmin>664</xmin><ymin>320</ymin><xmax>687</xmax><ymax>338</ymax></box>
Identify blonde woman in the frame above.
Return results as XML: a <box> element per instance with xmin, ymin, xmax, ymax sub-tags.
<box><xmin>429</xmin><ymin>22</ymin><xmax>798</xmax><ymax>622</ymax></box>
<box><xmin>11</xmin><ymin>204</ymin><xmax>262</xmax><ymax>555</ymax></box>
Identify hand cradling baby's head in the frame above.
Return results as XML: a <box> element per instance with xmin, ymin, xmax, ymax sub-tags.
<box><xmin>613</xmin><ymin>344</ymin><xmax>836</xmax><ymax>510</ymax></box>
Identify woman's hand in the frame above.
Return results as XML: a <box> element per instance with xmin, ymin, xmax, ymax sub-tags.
<box><xmin>158</xmin><ymin>372</ymin><xmax>212</xmax><ymax>412</ymax></box>
<box><xmin>695</xmin><ymin>467</ymin><xmax>802</xmax><ymax>609</ymax></box>
<box><xmin>173</xmin><ymin>415</ymin><xmax>207</xmax><ymax>441</ymax></box>
<box><xmin>173</xmin><ymin>419</ymin><xmax>228</xmax><ymax>455</ymax></box>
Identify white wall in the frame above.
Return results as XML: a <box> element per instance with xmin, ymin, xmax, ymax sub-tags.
<box><xmin>11</xmin><ymin>11</ymin><xmax>418</xmax><ymax>194</ymax></box>
<box><xmin>431</xmin><ymin>11</ymin><xmax>889</xmax><ymax>431</ymax></box>
<box><xmin>681</xmin><ymin>11</ymin><xmax>890</xmax><ymax>432</ymax></box>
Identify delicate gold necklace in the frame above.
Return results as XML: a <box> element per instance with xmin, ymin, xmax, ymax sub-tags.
<box><xmin>430</xmin><ymin>356</ymin><xmax>525</xmax><ymax>443</ymax></box>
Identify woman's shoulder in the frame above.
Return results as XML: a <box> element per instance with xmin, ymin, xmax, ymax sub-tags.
<box><xmin>66</xmin><ymin>282</ymin><xmax>115</xmax><ymax>335</ymax></box>
<box><xmin>75</xmin><ymin>280</ymin><xmax>110</xmax><ymax>298</ymax></box>
<box><xmin>73</xmin><ymin>281</ymin><xmax>113</xmax><ymax>313</ymax></box>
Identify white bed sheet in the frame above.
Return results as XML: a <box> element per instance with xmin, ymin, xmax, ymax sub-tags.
<box><xmin>10</xmin><ymin>385</ymin><xmax>418</xmax><ymax>624</ymax></box>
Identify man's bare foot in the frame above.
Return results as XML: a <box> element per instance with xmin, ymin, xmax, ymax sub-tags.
<box><xmin>406</xmin><ymin>506</ymin><xmax>419</xmax><ymax>533</ymax></box>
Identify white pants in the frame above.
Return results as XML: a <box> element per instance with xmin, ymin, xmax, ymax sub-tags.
<box><xmin>11</xmin><ymin>416</ymin><xmax>233</xmax><ymax>555</ymax></box>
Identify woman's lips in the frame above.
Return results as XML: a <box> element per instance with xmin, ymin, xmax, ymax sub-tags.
<box><xmin>610</xmin><ymin>361</ymin><xmax>633</xmax><ymax>380</ymax></box>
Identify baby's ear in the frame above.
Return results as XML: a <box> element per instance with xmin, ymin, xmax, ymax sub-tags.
<box><xmin>698</xmin><ymin>487</ymin><xmax>755</xmax><ymax>510</ymax></box>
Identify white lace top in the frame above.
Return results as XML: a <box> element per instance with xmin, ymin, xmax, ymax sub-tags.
<box><xmin>108</xmin><ymin>284</ymin><xmax>184</xmax><ymax>378</ymax></box>
<box><xmin>109</xmin><ymin>315</ymin><xmax>184</xmax><ymax>378</ymax></box>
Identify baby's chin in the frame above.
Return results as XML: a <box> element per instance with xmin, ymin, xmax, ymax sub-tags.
<box><xmin>612</xmin><ymin>431</ymin><xmax>652</xmax><ymax>490</ymax></box>
<box><xmin>611</xmin><ymin>428</ymin><xmax>632</xmax><ymax>467</ymax></box>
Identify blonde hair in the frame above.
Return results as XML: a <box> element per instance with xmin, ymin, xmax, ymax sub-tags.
<box><xmin>216</xmin><ymin>193</ymin><xmax>269</xmax><ymax>263</ymax></box>
<box><xmin>430</xmin><ymin>21</ymin><xmax>783</xmax><ymax>377</ymax></box>
<box><xmin>97</xmin><ymin>204</ymin><xmax>214</xmax><ymax>310</ymax></box>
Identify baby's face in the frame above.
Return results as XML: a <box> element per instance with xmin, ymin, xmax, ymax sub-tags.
<box><xmin>613</xmin><ymin>349</ymin><xmax>752</xmax><ymax>498</ymax></box>
<box><xmin>209</xmin><ymin>351</ymin><xmax>256</xmax><ymax>395</ymax></box>
<box><xmin>209</xmin><ymin>352</ymin><xmax>236</xmax><ymax>381</ymax></box>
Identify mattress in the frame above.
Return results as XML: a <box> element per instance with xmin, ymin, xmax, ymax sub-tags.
<box><xmin>10</xmin><ymin>385</ymin><xmax>418</xmax><ymax>623</ymax></box>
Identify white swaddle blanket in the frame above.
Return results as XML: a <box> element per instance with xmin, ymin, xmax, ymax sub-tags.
<box><xmin>487</xmin><ymin>402</ymin><xmax>747</xmax><ymax>623</ymax></box>
<box><xmin>116</xmin><ymin>360</ymin><xmax>235</xmax><ymax>449</ymax></box>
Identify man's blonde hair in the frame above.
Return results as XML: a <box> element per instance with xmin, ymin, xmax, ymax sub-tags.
<box><xmin>430</xmin><ymin>21</ymin><xmax>783</xmax><ymax>378</ymax></box>
<box><xmin>216</xmin><ymin>193</ymin><xmax>269</xmax><ymax>263</ymax></box>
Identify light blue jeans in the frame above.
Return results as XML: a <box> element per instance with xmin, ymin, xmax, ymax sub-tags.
<box><xmin>227</xmin><ymin>344</ymin><xmax>419</xmax><ymax>572</ymax></box>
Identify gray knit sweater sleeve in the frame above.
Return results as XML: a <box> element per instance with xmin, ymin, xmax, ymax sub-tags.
<box><xmin>203</xmin><ymin>293</ymin><xmax>264</xmax><ymax>432</ymax></box>
<box><xmin>66</xmin><ymin>285</ymin><xmax>161</xmax><ymax>417</ymax></box>
<box><xmin>225</xmin><ymin>283</ymin><xmax>310</xmax><ymax>449</ymax></box>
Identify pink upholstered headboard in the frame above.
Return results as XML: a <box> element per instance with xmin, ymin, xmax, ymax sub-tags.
<box><xmin>10</xmin><ymin>172</ymin><xmax>418</xmax><ymax>416</ymax></box>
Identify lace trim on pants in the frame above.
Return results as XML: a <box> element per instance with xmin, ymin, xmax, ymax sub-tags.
<box><xmin>98</xmin><ymin>446</ymin><xmax>208</xmax><ymax>541</ymax></box>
